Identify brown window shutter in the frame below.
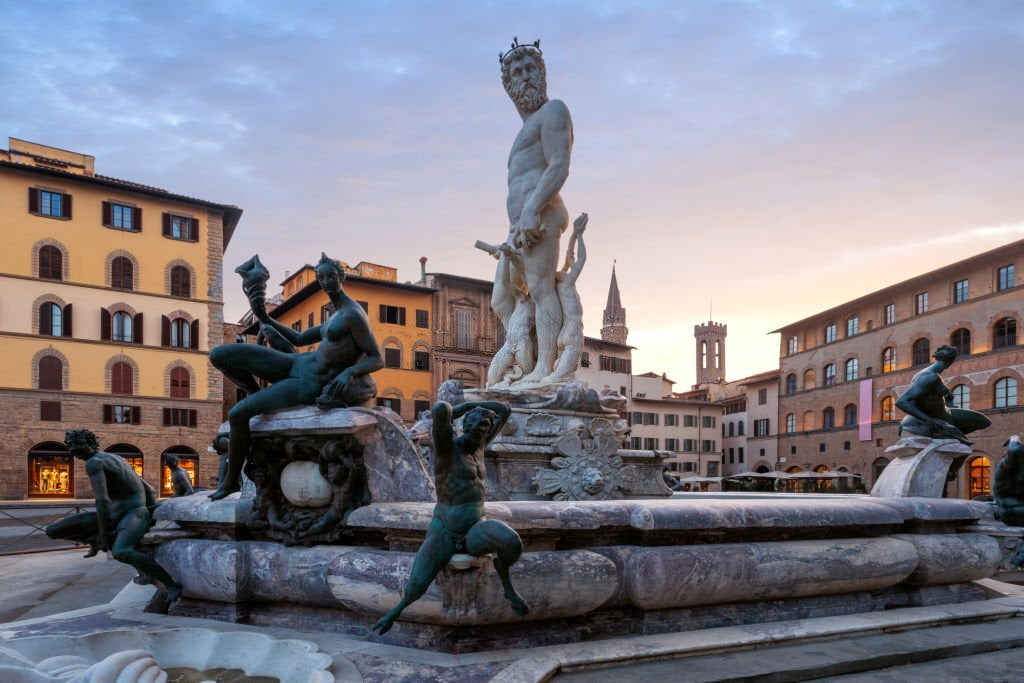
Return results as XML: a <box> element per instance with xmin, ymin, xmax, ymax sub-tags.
<box><xmin>161</xmin><ymin>315</ymin><xmax>171</xmax><ymax>346</ymax></box>
<box><xmin>102</xmin><ymin>201</ymin><xmax>112</xmax><ymax>226</ymax></box>
<box><xmin>188</xmin><ymin>409</ymin><xmax>197</xmax><ymax>428</ymax></box>
<box><xmin>39</xmin><ymin>304</ymin><xmax>52</xmax><ymax>335</ymax></box>
<box><xmin>379</xmin><ymin>304</ymin><xmax>386</xmax><ymax>323</ymax></box>
<box><xmin>162</xmin><ymin>407</ymin><xmax>171</xmax><ymax>426</ymax></box>
<box><xmin>63</xmin><ymin>303</ymin><xmax>73</xmax><ymax>337</ymax></box>
<box><xmin>190</xmin><ymin>319</ymin><xmax>199</xmax><ymax>349</ymax></box>
<box><xmin>162</xmin><ymin>213</ymin><xmax>171</xmax><ymax>236</ymax></box>
<box><xmin>103</xmin><ymin>404</ymin><xmax>113</xmax><ymax>423</ymax></box>
<box><xmin>62</xmin><ymin>193</ymin><xmax>72</xmax><ymax>219</ymax></box>
<box><xmin>39</xmin><ymin>246</ymin><xmax>50</xmax><ymax>277</ymax></box>
<box><xmin>399</xmin><ymin>307</ymin><xmax>406</xmax><ymax>325</ymax></box>
<box><xmin>132</xmin><ymin>312</ymin><xmax>143</xmax><ymax>344</ymax></box>
<box><xmin>131</xmin><ymin>406</ymin><xmax>141</xmax><ymax>425</ymax></box>
<box><xmin>133</xmin><ymin>207</ymin><xmax>142</xmax><ymax>232</ymax></box>
<box><xmin>40</xmin><ymin>401</ymin><xmax>61</xmax><ymax>421</ymax></box>
<box><xmin>189</xmin><ymin>217</ymin><xmax>200</xmax><ymax>241</ymax></box>
<box><xmin>100</xmin><ymin>308</ymin><xmax>111</xmax><ymax>341</ymax></box>
<box><xmin>28</xmin><ymin>187</ymin><xmax>39</xmax><ymax>213</ymax></box>
<box><xmin>38</xmin><ymin>356</ymin><xmax>62</xmax><ymax>390</ymax></box>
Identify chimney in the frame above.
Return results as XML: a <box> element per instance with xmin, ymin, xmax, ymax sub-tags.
<box><xmin>419</xmin><ymin>256</ymin><xmax>428</xmax><ymax>280</ymax></box>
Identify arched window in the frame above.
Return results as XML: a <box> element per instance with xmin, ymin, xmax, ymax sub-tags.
<box><xmin>872</xmin><ymin>457</ymin><xmax>889</xmax><ymax>483</ymax></box>
<box><xmin>844</xmin><ymin>358</ymin><xmax>858</xmax><ymax>381</ymax></box>
<box><xmin>111</xmin><ymin>361</ymin><xmax>133</xmax><ymax>395</ymax></box>
<box><xmin>994</xmin><ymin>317</ymin><xmax>1017</xmax><ymax>349</ymax></box>
<box><xmin>170</xmin><ymin>318</ymin><xmax>191</xmax><ymax>348</ymax></box>
<box><xmin>785</xmin><ymin>374</ymin><xmax>796</xmax><ymax>394</ymax></box>
<box><xmin>912</xmin><ymin>338</ymin><xmax>931</xmax><ymax>366</ymax></box>
<box><xmin>803</xmin><ymin>368</ymin><xmax>816</xmax><ymax>389</ymax></box>
<box><xmin>785</xmin><ymin>413</ymin><xmax>795</xmax><ymax>433</ymax></box>
<box><xmin>802</xmin><ymin>410</ymin><xmax>815</xmax><ymax>431</ymax></box>
<box><xmin>969</xmin><ymin>456</ymin><xmax>991</xmax><ymax>498</ymax></box>
<box><xmin>161</xmin><ymin>446</ymin><xmax>198</xmax><ymax>496</ymax></box>
<box><xmin>39</xmin><ymin>355</ymin><xmax>63</xmax><ymax>390</ymax></box>
<box><xmin>824</xmin><ymin>363</ymin><xmax>836</xmax><ymax>385</ymax></box>
<box><xmin>28</xmin><ymin>441</ymin><xmax>73</xmax><ymax>497</ymax></box>
<box><xmin>170</xmin><ymin>266</ymin><xmax>192</xmax><ymax>298</ymax></box>
<box><xmin>822</xmin><ymin>407</ymin><xmax>835</xmax><ymax>430</ymax></box>
<box><xmin>728</xmin><ymin>422</ymin><xmax>735</xmax><ymax>437</ymax></box>
<box><xmin>951</xmin><ymin>384</ymin><xmax>970</xmax><ymax>409</ymax></box>
<box><xmin>39</xmin><ymin>302</ymin><xmax>62</xmax><ymax>337</ymax></box>
<box><xmin>112</xmin><ymin>311</ymin><xmax>133</xmax><ymax>342</ymax></box>
<box><xmin>111</xmin><ymin>256</ymin><xmax>133</xmax><ymax>290</ymax></box>
<box><xmin>844</xmin><ymin>403</ymin><xmax>857</xmax><ymax>426</ymax></box>
<box><xmin>951</xmin><ymin>328</ymin><xmax>971</xmax><ymax>356</ymax></box>
<box><xmin>714</xmin><ymin>340</ymin><xmax>721</xmax><ymax>369</ymax></box>
<box><xmin>737</xmin><ymin>421</ymin><xmax>744</xmax><ymax>436</ymax></box>
<box><xmin>108</xmin><ymin>443</ymin><xmax>144</xmax><ymax>477</ymax></box>
<box><xmin>881</xmin><ymin>396</ymin><xmax>895</xmax><ymax>421</ymax></box>
<box><xmin>170</xmin><ymin>366</ymin><xmax>190</xmax><ymax>398</ymax></box>
<box><xmin>39</xmin><ymin>245</ymin><xmax>63</xmax><ymax>280</ymax></box>
<box><xmin>701</xmin><ymin>341</ymin><xmax>707</xmax><ymax>369</ymax></box>
<box><xmin>995</xmin><ymin>377</ymin><xmax>1018</xmax><ymax>408</ymax></box>
<box><xmin>881</xmin><ymin>347</ymin><xmax>895</xmax><ymax>373</ymax></box>
<box><xmin>814</xmin><ymin>464</ymin><xmax>829</xmax><ymax>473</ymax></box>
<box><xmin>824</xmin><ymin>322</ymin><xmax>837</xmax><ymax>343</ymax></box>
<box><xmin>786</xmin><ymin>466</ymin><xmax>803</xmax><ymax>474</ymax></box>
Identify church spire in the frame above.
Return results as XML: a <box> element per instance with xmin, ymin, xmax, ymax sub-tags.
<box><xmin>601</xmin><ymin>262</ymin><xmax>628</xmax><ymax>344</ymax></box>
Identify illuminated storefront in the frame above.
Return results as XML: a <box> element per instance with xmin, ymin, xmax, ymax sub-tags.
<box><xmin>160</xmin><ymin>446</ymin><xmax>198</xmax><ymax>496</ymax></box>
<box><xmin>108</xmin><ymin>443</ymin><xmax>144</xmax><ymax>478</ymax></box>
<box><xmin>969</xmin><ymin>456</ymin><xmax>991</xmax><ymax>498</ymax></box>
<box><xmin>28</xmin><ymin>442</ymin><xmax>74</xmax><ymax>497</ymax></box>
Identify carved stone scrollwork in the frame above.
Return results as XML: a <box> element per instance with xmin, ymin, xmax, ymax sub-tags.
<box><xmin>533</xmin><ymin>423</ymin><xmax>639</xmax><ymax>501</ymax></box>
<box><xmin>245</xmin><ymin>434</ymin><xmax>369</xmax><ymax>545</ymax></box>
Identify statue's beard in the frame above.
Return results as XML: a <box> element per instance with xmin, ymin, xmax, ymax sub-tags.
<box><xmin>508</xmin><ymin>77</ymin><xmax>548</xmax><ymax>112</ymax></box>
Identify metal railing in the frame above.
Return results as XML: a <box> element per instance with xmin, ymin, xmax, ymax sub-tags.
<box><xmin>0</xmin><ymin>502</ymin><xmax>176</xmax><ymax>556</ymax></box>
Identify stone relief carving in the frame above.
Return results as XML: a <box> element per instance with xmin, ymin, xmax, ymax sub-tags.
<box><xmin>525</xmin><ymin>412</ymin><xmax>561</xmax><ymax>436</ymax></box>
<box><xmin>533</xmin><ymin>423</ymin><xmax>639</xmax><ymax>500</ymax></box>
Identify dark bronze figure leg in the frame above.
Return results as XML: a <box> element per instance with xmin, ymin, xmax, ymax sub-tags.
<box><xmin>373</xmin><ymin>519</ymin><xmax>456</xmax><ymax>634</ymax></box>
<box><xmin>465</xmin><ymin>519</ymin><xmax>529</xmax><ymax>616</ymax></box>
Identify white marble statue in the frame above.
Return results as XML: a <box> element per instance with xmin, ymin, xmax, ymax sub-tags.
<box><xmin>478</xmin><ymin>38</ymin><xmax>585</xmax><ymax>392</ymax></box>
<box><xmin>483</xmin><ymin>243</ymin><xmax>536</xmax><ymax>387</ymax></box>
<box><xmin>543</xmin><ymin>212</ymin><xmax>587</xmax><ymax>383</ymax></box>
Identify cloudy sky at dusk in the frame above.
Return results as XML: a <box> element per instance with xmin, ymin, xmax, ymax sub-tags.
<box><xmin>4</xmin><ymin>1</ymin><xmax>1022</xmax><ymax>388</ymax></box>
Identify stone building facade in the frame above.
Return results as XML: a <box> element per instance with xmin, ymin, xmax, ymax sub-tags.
<box><xmin>774</xmin><ymin>238</ymin><xmax>1024</xmax><ymax>497</ymax></box>
<box><xmin>0</xmin><ymin>138</ymin><xmax>241</xmax><ymax>499</ymax></box>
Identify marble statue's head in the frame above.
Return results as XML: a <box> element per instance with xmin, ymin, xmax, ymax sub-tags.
<box><xmin>316</xmin><ymin>253</ymin><xmax>346</xmax><ymax>295</ymax></box>
<box><xmin>65</xmin><ymin>429</ymin><xmax>99</xmax><ymax>459</ymax></box>
<box><xmin>165</xmin><ymin>454</ymin><xmax>180</xmax><ymax>468</ymax></box>
<box><xmin>933</xmin><ymin>345</ymin><xmax>958</xmax><ymax>364</ymax></box>
<box><xmin>462</xmin><ymin>407</ymin><xmax>497</xmax><ymax>443</ymax></box>
<box><xmin>501</xmin><ymin>41</ymin><xmax>548</xmax><ymax>112</ymax></box>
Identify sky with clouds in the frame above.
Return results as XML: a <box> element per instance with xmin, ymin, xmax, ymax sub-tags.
<box><xmin>4</xmin><ymin>0</ymin><xmax>1022</xmax><ymax>388</ymax></box>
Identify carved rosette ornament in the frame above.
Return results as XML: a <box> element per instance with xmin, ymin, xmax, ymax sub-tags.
<box><xmin>533</xmin><ymin>425</ymin><xmax>639</xmax><ymax>501</ymax></box>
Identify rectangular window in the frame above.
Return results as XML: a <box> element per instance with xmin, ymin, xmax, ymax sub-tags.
<box><xmin>580</xmin><ymin>351</ymin><xmax>590</xmax><ymax>368</ymax></box>
<box><xmin>164</xmin><ymin>214</ymin><xmax>198</xmax><ymax>241</ymax></box>
<box><xmin>320</xmin><ymin>305</ymin><xmax>332</xmax><ymax>324</ymax></box>
<box><xmin>357</xmin><ymin>300</ymin><xmax>369</xmax><ymax>313</ymax></box>
<box><xmin>40</xmin><ymin>190</ymin><xmax>64</xmax><ymax>217</ymax></box>
<box><xmin>846</xmin><ymin>316</ymin><xmax>859</xmax><ymax>337</ymax></box>
<box><xmin>415</xmin><ymin>309</ymin><xmax>429</xmax><ymax>328</ymax></box>
<box><xmin>643</xmin><ymin>437</ymin><xmax>659</xmax><ymax>450</ymax></box>
<box><xmin>665</xmin><ymin>438</ymin><xmax>680</xmax><ymax>451</ymax></box>
<box><xmin>162</xmin><ymin>408</ymin><xmax>197</xmax><ymax>427</ymax></box>
<box><xmin>112</xmin><ymin>405</ymin><xmax>133</xmax><ymax>424</ymax></box>
<box><xmin>630</xmin><ymin>436</ymin><xmax>642</xmax><ymax>450</ymax></box>
<box><xmin>683</xmin><ymin>439</ymin><xmax>697</xmax><ymax>452</ymax></box>
<box><xmin>455</xmin><ymin>309</ymin><xmax>473</xmax><ymax>349</ymax></box>
<box><xmin>414</xmin><ymin>350</ymin><xmax>430</xmax><ymax>371</ymax></box>
<box><xmin>414</xmin><ymin>399</ymin><xmax>431</xmax><ymax>417</ymax></box>
<box><xmin>825</xmin><ymin>323</ymin><xmax>837</xmax><ymax>344</ymax></box>
<box><xmin>998</xmin><ymin>265</ymin><xmax>1015</xmax><ymax>291</ymax></box>
<box><xmin>598</xmin><ymin>355</ymin><xmax>632</xmax><ymax>373</ymax></box>
<box><xmin>291</xmin><ymin>321</ymin><xmax>302</xmax><ymax>332</ymax></box>
<box><xmin>915</xmin><ymin>292</ymin><xmax>928</xmax><ymax>315</ymax></box>
<box><xmin>728</xmin><ymin>448</ymin><xmax>734</xmax><ymax>464</ymax></box>
<box><xmin>758</xmin><ymin>388</ymin><xmax>767</xmax><ymax>405</ymax></box>
<box><xmin>664</xmin><ymin>414</ymin><xmax>679</xmax><ymax>427</ymax></box>
<box><xmin>754</xmin><ymin>418</ymin><xmax>770</xmax><ymax>437</ymax></box>
<box><xmin>40</xmin><ymin>401</ymin><xmax>62</xmax><ymax>421</ymax></box>
<box><xmin>702</xmin><ymin>416</ymin><xmax>716</xmax><ymax>428</ymax></box>
<box><xmin>111</xmin><ymin>203</ymin><xmax>134</xmax><ymax>230</ymax></box>
<box><xmin>376</xmin><ymin>397</ymin><xmax>402</xmax><ymax>413</ymax></box>
<box><xmin>384</xmin><ymin>347</ymin><xmax>402</xmax><ymax>368</ymax></box>
<box><xmin>307</xmin><ymin>312</ymin><xmax>314</xmax><ymax>328</ymax></box>
<box><xmin>379</xmin><ymin>305</ymin><xmax>407</xmax><ymax>325</ymax></box>
<box><xmin>954</xmin><ymin>278</ymin><xmax>969</xmax><ymax>303</ymax></box>
<box><xmin>884</xmin><ymin>303</ymin><xmax>895</xmax><ymax>325</ymax></box>
<box><xmin>683</xmin><ymin>415</ymin><xmax>696</xmax><ymax>427</ymax></box>
<box><xmin>787</xmin><ymin>336</ymin><xmax>798</xmax><ymax>354</ymax></box>
<box><xmin>738</xmin><ymin>447</ymin><xmax>744</xmax><ymax>463</ymax></box>
<box><xmin>701</xmin><ymin>440</ymin><xmax>716</xmax><ymax>453</ymax></box>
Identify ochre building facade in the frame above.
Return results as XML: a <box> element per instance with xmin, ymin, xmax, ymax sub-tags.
<box><xmin>775</xmin><ymin>238</ymin><xmax>1024</xmax><ymax>497</ymax></box>
<box><xmin>0</xmin><ymin>138</ymin><xmax>241</xmax><ymax>499</ymax></box>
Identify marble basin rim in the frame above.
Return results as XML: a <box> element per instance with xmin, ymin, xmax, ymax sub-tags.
<box><xmin>0</xmin><ymin>628</ymin><xmax>335</xmax><ymax>683</ymax></box>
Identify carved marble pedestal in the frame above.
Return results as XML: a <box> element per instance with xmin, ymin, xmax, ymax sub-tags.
<box><xmin>871</xmin><ymin>436</ymin><xmax>972</xmax><ymax>498</ymax></box>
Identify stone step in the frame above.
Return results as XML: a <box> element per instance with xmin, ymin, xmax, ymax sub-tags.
<box><xmin>553</xmin><ymin>614</ymin><xmax>1024</xmax><ymax>682</ymax></box>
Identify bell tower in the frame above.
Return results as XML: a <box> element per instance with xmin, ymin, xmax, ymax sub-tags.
<box><xmin>601</xmin><ymin>263</ymin><xmax>628</xmax><ymax>344</ymax></box>
<box><xmin>694</xmin><ymin>321</ymin><xmax>727</xmax><ymax>384</ymax></box>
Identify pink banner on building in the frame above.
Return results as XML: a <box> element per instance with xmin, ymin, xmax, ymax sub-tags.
<box><xmin>859</xmin><ymin>378</ymin><xmax>873</xmax><ymax>441</ymax></box>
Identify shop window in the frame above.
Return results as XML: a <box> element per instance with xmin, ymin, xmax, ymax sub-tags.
<box><xmin>969</xmin><ymin>456</ymin><xmax>991</xmax><ymax>498</ymax></box>
<box><xmin>161</xmin><ymin>447</ymin><xmax>197</xmax><ymax>496</ymax></box>
<box><xmin>28</xmin><ymin>442</ymin><xmax>73</xmax><ymax>497</ymax></box>
<box><xmin>108</xmin><ymin>443</ymin><xmax>144</xmax><ymax>477</ymax></box>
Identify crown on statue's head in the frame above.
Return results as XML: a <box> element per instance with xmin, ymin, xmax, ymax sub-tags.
<box><xmin>499</xmin><ymin>37</ymin><xmax>542</xmax><ymax>63</ymax></box>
